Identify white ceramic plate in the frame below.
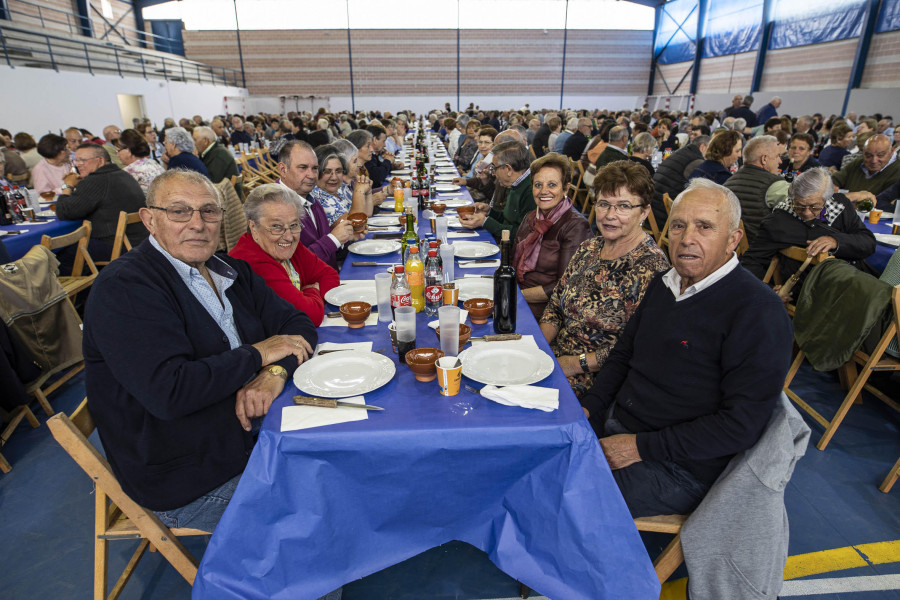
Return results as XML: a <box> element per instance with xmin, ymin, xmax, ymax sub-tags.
<box><xmin>367</xmin><ymin>215</ymin><xmax>404</xmax><ymax>227</ymax></box>
<box><xmin>459</xmin><ymin>343</ymin><xmax>555</xmax><ymax>386</ymax></box>
<box><xmin>293</xmin><ymin>351</ymin><xmax>396</xmax><ymax>398</ymax></box>
<box><xmin>348</xmin><ymin>239</ymin><xmax>401</xmax><ymax>256</ymax></box>
<box><xmin>323</xmin><ymin>280</ymin><xmax>378</xmax><ymax>306</ymax></box>
<box><xmin>439</xmin><ymin>198</ymin><xmax>471</xmax><ymax>208</ymax></box>
<box><xmin>37</xmin><ymin>210</ymin><xmax>56</xmax><ymax>218</ymax></box>
<box><xmin>435</xmin><ymin>176</ymin><xmax>456</xmax><ymax>182</ymax></box>
<box><xmin>380</xmin><ymin>200</ymin><xmax>399</xmax><ymax>210</ymax></box>
<box><xmin>390</xmin><ymin>170</ymin><xmax>411</xmax><ymax>175</ymax></box>
<box><xmin>456</xmin><ymin>277</ymin><xmax>494</xmax><ymax>302</ymax></box>
<box><xmin>452</xmin><ymin>241</ymin><xmax>499</xmax><ymax>259</ymax></box>
<box><xmin>874</xmin><ymin>233</ymin><xmax>900</xmax><ymax>247</ymax></box>
<box><xmin>436</xmin><ymin>185</ymin><xmax>461</xmax><ymax>193</ymax></box>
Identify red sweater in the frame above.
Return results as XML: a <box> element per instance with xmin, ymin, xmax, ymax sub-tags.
<box><xmin>229</xmin><ymin>233</ymin><xmax>339</xmax><ymax>326</ymax></box>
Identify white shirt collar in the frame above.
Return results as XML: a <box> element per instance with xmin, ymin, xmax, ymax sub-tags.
<box><xmin>662</xmin><ymin>253</ymin><xmax>739</xmax><ymax>302</ymax></box>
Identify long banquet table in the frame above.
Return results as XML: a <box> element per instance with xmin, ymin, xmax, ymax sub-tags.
<box><xmin>0</xmin><ymin>217</ymin><xmax>80</xmax><ymax>261</ymax></box>
<box><xmin>193</xmin><ymin>159</ymin><xmax>660</xmax><ymax>599</ymax></box>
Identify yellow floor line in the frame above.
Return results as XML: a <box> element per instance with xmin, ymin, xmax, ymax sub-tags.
<box><xmin>657</xmin><ymin>539</ymin><xmax>900</xmax><ymax>599</ymax></box>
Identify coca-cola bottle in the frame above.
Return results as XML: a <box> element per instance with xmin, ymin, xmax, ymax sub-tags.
<box><xmin>390</xmin><ymin>265</ymin><xmax>412</xmax><ymax>320</ymax></box>
<box><xmin>424</xmin><ymin>250</ymin><xmax>443</xmax><ymax>317</ymax></box>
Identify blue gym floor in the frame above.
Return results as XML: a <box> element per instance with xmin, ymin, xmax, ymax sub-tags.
<box><xmin>2</xmin><ymin>365</ymin><xmax>900</xmax><ymax>600</ymax></box>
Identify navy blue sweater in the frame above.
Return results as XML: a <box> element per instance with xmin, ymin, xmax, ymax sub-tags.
<box><xmin>581</xmin><ymin>266</ymin><xmax>793</xmax><ymax>485</ymax></box>
<box><xmin>83</xmin><ymin>241</ymin><xmax>316</xmax><ymax>510</ymax></box>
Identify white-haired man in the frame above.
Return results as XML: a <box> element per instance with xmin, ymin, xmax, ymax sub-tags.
<box><xmin>552</xmin><ymin>117</ymin><xmax>579</xmax><ymax>153</ymax></box>
<box><xmin>581</xmin><ymin>178</ymin><xmax>792</xmax><ymax>517</ymax></box>
<box><xmin>193</xmin><ymin>126</ymin><xmax>239</xmax><ymax>184</ymax></box>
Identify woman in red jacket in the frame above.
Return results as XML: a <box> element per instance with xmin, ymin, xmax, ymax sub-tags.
<box><xmin>229</xmin><ymin>184</ymin><xmax>339</xmax><ymax>326</ymax></box>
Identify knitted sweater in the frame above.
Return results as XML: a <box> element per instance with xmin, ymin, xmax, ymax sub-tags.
<box><xmin>580</xmin><ymin>267</ymin><xmax>793</xmax><ymax>486</ymax></box>
<box><xmin>832</xmin><ymin>156</ymin><xmax>900</xmax><ymax>196</ymax></box>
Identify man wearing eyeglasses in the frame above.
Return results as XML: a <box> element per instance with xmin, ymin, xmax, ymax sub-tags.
<box><xmin>102</xmin><ymin>124</ymin><xmax>125</xmax><ymax>168</ymax></box>
<box><xmin>55</xmin><ymin>143</ymin><xmax>148</xmax><ymax>268</ymax></box>
<box><xmin>741</xmin><ymin>167</ymin><xmax>876</xmax><ymax>288</ymax></box>
<box><xmin>83</xmin><ymin>168</ymin><xmax>317</xmax><ymax>534</ymax></box>
<box><xmin>832</xmin><ymin>134</ymin><xmax>900</xmax><ymax>209</ymax></box>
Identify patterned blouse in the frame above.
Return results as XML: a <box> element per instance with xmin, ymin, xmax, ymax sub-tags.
<box><xmin>125</xmin><ymin>157</ymin><xmax>165</xmax><ymax>195</ymax></box>
<box><xmin>540</xmin><ymin>234</ymin><xmax>669</xmax><ymax>398</ymax></box>
<box><xmin>310</xmin><ymin>183</ymin><xmax>354</xmax><ymax>226</ymax></box>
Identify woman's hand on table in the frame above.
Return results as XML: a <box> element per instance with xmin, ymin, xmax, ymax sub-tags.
<box><xmin>354</xmin><ymin>174</ymin><xmax>373</xmax><ymax>195</ymax></box>
<box><xmin>235</xmin><ymin>370</ymin><xmax>284</xmax><ymax>431</ymax></box>
<box><xmin>459</xmin><ymin>212</ymin><xmax>486</xmax><ymax>229</ymax></box>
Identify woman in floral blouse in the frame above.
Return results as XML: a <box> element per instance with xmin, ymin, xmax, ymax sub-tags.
<box><xmin>540</xmin><ymin>160</ymin><xmax>669</xmax><ymax>398</ymax></box>
<box><xmin>117</xmin><ymin>129</ymin><xmax>164</xmax><ymax>195</ymax></box>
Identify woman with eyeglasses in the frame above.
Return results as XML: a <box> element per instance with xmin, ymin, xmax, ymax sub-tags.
<box><xmin>513</xmin><ymin>153</ymin><xmax>593</xmax><ymax>320</ymax></box>
<box><xmin>540</xmin><ymin>160</ymin><xmax>669</xmax><ymax>399</ymax></box>
<box><xmin>309</xmin><ymin>144</ymin><xmax>376</xmax><ymax>226</ymax></box>
<box><xmin>229</xmin><ymin>184</ymin><xmax>339</xmax><ymax>326</ymax></box>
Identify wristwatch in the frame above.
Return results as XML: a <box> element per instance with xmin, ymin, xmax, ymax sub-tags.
<box><xmin>578</xmin><ymin>353</ymin><xmax>589</xmax><ymax>373</ymax></box>
<box><xmin>265</xmin><ymin>365</ymin><xmax>289</xmax><ymax>381</ymax></box>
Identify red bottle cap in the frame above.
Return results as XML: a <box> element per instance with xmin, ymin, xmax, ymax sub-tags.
<box><xmin>409</xmin><ymin>246</ymin><xmax>419</xmax><ymax>253</ymax></box>
<box><xmin>428</xmin><ymin>250</ymin><xmax>437</xmax><ymax>257</ymax></box>
<box><xmin>394</xmin><ymin>265</ymin><xmax>404</xmax><ymax>273</ymax></box>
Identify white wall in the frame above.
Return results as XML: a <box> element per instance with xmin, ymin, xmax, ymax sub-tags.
<box><xmin>247</xmin><ymin>95</ymin><xmax>650</xmax><ymax>116</ymax></box>
<box><xmin>0</xmin><ymin>65</ymin><xmax>247</xmax><ymax>136</ymax></box>
<box><xmin>692</xmin><ymin>89</ymin><xmax>900</xmax><ymax>119</ymax></box>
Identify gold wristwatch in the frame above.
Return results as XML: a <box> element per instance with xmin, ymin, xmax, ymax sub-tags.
<box><xmin>265</xmin><ymin>365</ymin><xmax>289</xmax><ymax>381</ymax></box>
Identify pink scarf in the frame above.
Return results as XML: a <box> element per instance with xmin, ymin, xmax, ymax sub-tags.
<box><xmin>515</xmin><ymin>197</ymin><xmax>574</xmax><ymax>280</ymax></box>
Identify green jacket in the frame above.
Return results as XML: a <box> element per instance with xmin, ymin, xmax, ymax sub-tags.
<box><xmin>202</xmin><ymin>141</ymin><xmax>240</xmax><ymax>184</ymax></box>
<box><xmin>832</xmin><ymin>156</ymin><xmax>900</xmax><ymax>196</ymax></box>
<box><xmin>484</xmin><ymin>173</ymin><xmax>534</xmax><ymax>242</ymax></box>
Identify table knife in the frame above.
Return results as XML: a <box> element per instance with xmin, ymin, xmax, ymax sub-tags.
<box><xmin>372</xmin><ymin>234</ymin><xmax>402</xmax><ymax>240</ymax></box>
<box><xmin>352</xmin><ymin>262</ymin><xmax>396</xmax><ymax>266</ymax></box>
<box><xmin>293</xmin><ymin>395</ymin><xmax>384</xmax><ymax>411</ymax></box>
<box><xmin>470</xmin><ymin>334</ymin><xmax>523</xmax><ymax>342</ymax></box>
<box><xmin>460</xmin><ymin>259</ymin><xmax>500</xmax><ymax>264</ymax></box>
<box><xmin>462</xmin><ymin>274</ymin><xmax>494</xmax><ymax>279</ymax></box>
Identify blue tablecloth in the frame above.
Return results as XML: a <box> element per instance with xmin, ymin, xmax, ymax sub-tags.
<box><xmin>0</xmin><ymin>218</ymin><xmax>80</xmax><ymax>261</ymax></box>
<box><xmin>865</xmin><ymin>217</ymin><xmax>898</xmax><ymax>274</ymax></box>
<box><xmin>193</xmin><ymin>172</ymin><xmax>659</xmax><ymax>599</ymax></box>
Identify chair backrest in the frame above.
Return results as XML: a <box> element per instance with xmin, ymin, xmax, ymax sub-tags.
<box><xmin>96</xmin><ymin>211</ymin><xmax>142</xmax><ymax>266</ymax></box>
<box><xmin>761</xmin><ymin>246</ymin><xmax>829</xmax><ymax>287</ymax></box>
<box><xmin>40</xmin><ymin>220</ymin><xmax>98</xmax><ymax>279</ymax></box>
<box><xmin>736</xmin><ymin>220</ymin><xmax>750</xmax><ymax>256</ymax></box>
<box><xmin>230</xmin><ymin>174</ymin><xmax>245</xmax><ymax>203</ymax></box>
<box><xmin>663</xmin><ymin>193</ymin><xmax>673</xmax><ymax>215</ymax></box>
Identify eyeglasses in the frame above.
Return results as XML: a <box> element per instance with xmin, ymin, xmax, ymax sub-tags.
<box><xmin>73</xmin><ymin>156</ymin><xmax>101</xmax><ymax>164</ymax></box>
<box><xmin>148</xmin><ymin>204</ymin><xmax>224</xmax><ymax>223</ymax></box>
<box><xmin>596</xmin><ymin>201</ymin><xmax>643</xmax><ymax>214</ymax></box>
<box><xmin>791</xmin><ymin>203</ymin><xmax>824</xmax><ymax>214</ymax></box>
<box><xmin>259</xmin><ymin>222</ymin><xmax>301</xmax><ymax>236</ymax></box>
<box><xmin>488</xmin><ymin>163</ymin><xmax>507</xmax><ymax>175</ymax></box>
<box><xmin>321</xmin><ymin>168</ymin><xmax>345</xmax><ymax>177</ymax></box>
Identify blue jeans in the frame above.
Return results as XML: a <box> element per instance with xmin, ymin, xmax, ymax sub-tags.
<box><xmin>153</xmin><ymin>473</ymin><xmax>241</xmax><ymax>532</ymax></box>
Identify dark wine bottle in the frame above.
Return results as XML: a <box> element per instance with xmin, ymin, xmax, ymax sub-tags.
<box><xmin>493</xmin><ymin>229</ymin><xmax>517</xmax><ymax>334</ymax></box>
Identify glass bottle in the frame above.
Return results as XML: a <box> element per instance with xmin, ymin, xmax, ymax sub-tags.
<box><xmin>492</xmin><ymin>229</ymin><xmax>517</xmax><ymax>333</ymax></box>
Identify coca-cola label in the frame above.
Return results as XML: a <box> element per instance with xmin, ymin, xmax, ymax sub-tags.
<box><xmin>425</xmin><ymin>284</ymin><xmax>443</xmax><ymax>303</ymax></box>
<box><xmin>391</xmin><ymin>293</ymin><xmax>411</xmax><ymax>307</ymax></box>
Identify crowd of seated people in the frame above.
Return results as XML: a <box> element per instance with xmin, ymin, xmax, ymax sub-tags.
<box><xmin>3</xmin><ymin>102</ymin><xmax>899</xmax><ymax>599</ymax></box>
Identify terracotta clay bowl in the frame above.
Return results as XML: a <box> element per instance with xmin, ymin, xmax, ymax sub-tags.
<box><xmin>431</xmin><ymin>202</ymin><xmax>447</xmax><ymax>215</ymax></box>
<box><xmin>398</xmin><ymin>214</ymin><xmax>418</xmax><ymax>226</ymax></box>
<box><xmin>434</xmin><ymin>323</ymin><xmax>472</xmax><ymax>353</ymax></box>
<box><xmin>339</xmin><ymin>301</ymin><xmax>371</xmax><ymax>328</ymax></box>
<box><xmin>347</xmin><ymin>212</ymin><xmax>368</xmax><ymax>233</ymax></box>
<box><xmin>463</xmin><ymin>298</ymin><xmax>494</xmax><ymax>324</ymax></box>
<box><xmin>456</xmin><ymin>205</ymin><xmax>476</xmax><ymax>219</ymax></box>
<box><xmin>405</xmin><ymin>347</ymin><xmax>445</xmax><ymax>382</ymax></box>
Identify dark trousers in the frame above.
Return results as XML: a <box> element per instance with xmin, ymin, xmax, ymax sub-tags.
<box><xmin>602</xmin><ymin>412</ymin><xmax>710</xmax><ymax>518</ymax></box>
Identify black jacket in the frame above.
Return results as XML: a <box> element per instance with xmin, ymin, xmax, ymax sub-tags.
<box><xmin>532</xmin><ymin>124</ymin><xmax>552</xmax><ymax>158</ymax></box>
<box><xmin>651</xmin><ymin>144</ymin><xmax>704</xmax><ymax>229</ymax></box>
<box><xmin>724</xmin><ymin>165</ymin><xmax>783</xmax><ymax>245</ymax></box>
<box><xmin>562</xmin><ymin>131</ymin><xmax>589</xmax><ymax>161</ymax></box>
<box><xmin>741</xmin><ymin>194</ymin><xmax>876</xmax><ymax>284</ymax></box>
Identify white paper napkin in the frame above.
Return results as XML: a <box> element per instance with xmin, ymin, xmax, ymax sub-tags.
<box><xmin>479</xmin><ymin>385</ymin><xmax>559</xmax><ymax>412</ymax></box>
<box><xmin>313</xmin><ymin>341</ymin><xmax>373</xmax><ymax>357</ymax></box>
<box><xmin>447</xmin><ymin>231</ymin><xmax>478</xmax><ymax>238</ymax></box>
<box><xmin>320</xmin><ymin>313</ymin><xmax>380</xmax><ymax>327</ymax></box>
<box><xmin>281</xmin><ymin>396</ymin><xmax>369</xmax><ymax>431</ymax></box>
<box><xmin>458</xmin><ymin>259</ymin><xmax>500</xmax><ymax>268</ymax></box>
<box><xmin>427</xmin><ymin>310</ymin><xmax>469</xmax><ymax>329</ymax></box>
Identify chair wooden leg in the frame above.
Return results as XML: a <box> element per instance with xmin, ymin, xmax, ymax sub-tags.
<box><xmin>817</xmin><ymin>368</ymin><xmax>874</xmax><ymax>450</ymax></box>
<box><xmin>0</xmin><ymin>452</ymin><xmax>11</xmax><ymax>473</ymax></box>
<box><xmin>33</xmin><ymin>389</ymin><xmax>54</xmax><ymax>417</ymax></box>
<box><xmin>653</xmin><ymin>533</ymin><xmax>684</xmax><ymax>583</ymax></box>
<box><xmin>880</xmin><ymin>456</ymin><xmax>900</xmax><ymax>493</ymax></box>
<box><xmin>783</xmin><ymin>350</ymin><xmax>806</xmax><ymax>388</ymax></box>
<box><xmin>108</xmin><ymin>539</ymin><xmax>150</xmax><ymax>600</ymax></box>
<box><xmin>519</xmin><ymin>582</ymin><xmax>531</xmax><ymax>598</ymax></box>
<box><xmin>95</xmin><ymin>493</ymin><xmax>109</xmax><ymax>600</ymax></box>
<box><xmin>838</xmin><ymin>362</ymin><xmax>857</xmax><ymax>392</ymax></box>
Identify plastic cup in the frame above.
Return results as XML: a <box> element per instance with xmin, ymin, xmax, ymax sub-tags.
<box><xmin>869</xmin><ymin>209</ymin><xmax>883</xmax><ymax>223</ymax></box>
<box><xmin>436</xmin><ymin>356</ymin><xmax>463</xmax><ymax>396</ymax></box>
<box><xmin>438</xmin><ymin>305</ymin><xmax>460</xmax><ymax>357</ymax></box>
<box><xmin>439</xmin><ymin>242</ymin><xmax>455</xmax><ymax>281</ymax></box>
<box><xmin>395</xmin><ymin>306</ymin><xmax>416</xmax><ymax>363</ymax></box>
<box><xmin>435</xmin><ymin>216</ymin><xmax>448</xmax><ymax>243</ymax></box>
<box><xmin>374</xmin><ymin>273</ymin><xmax>393</xmax><ymax>323</ymax></box>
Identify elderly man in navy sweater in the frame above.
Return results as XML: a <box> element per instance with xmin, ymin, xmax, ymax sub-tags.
<box><xmin>83</xmin><ymin>169</ymin><xmax>317</xmax><ymax>532</ymax></box>
<box><xmin>580</xmin><ymin>178</ymin><xmax>793</xmax><ymax>517</ymax></box>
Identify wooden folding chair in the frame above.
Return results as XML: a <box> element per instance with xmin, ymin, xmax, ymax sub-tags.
<box><xmin>634</xmin><ymin>514</ymin><xmax>689</xmax><ymax>582</ymax></box>
<box><xmin>47</xmin><ymin>399</ymin><xmax>210</xmax><ymax>600</ymax></box>
<box><xmin>40</xmin><ymin>220</ymin><xmax>99</xmax><ymax>300</ymax></box>
<box><xmin>784</xmin><ymin>284</ymin><xmax>900</xmax><ymax>451</ymax></box>
<box><xmin>230</xmin><ymin>174</ymin><xmax>246</xmax><ymax>203</ymax></box>
<box><xmin>518</xmin><ymin>513</ymin><xmax>687</xmax><ymax>597</ymax></box>
<box><xmin>0</xmin><ymin>404</ymin><xmax>40</xmax><ymax>473</ymax></box>
<box><xmin>662</xmin><ymin>192</ymin><xmax>673</xmax><ymax>215</ymax></box>
<box><xmin>761</xmin><ymin>246</ymin><xmax>829</xmax><ymax>316</ymax></box>
<box><xmin>95</xmin><ymin>212</ymin><xmax>141</xmax><ymax>267</ymax></box>
<box><xmin>581</xmin><ymin>166</ymin><xmax>596</xmax><ymax>214</ymax></box>
<box><xmin>643</xmin><ymin>209</ymin><xmax>661</xmax><ymax>243</ymax></box>
<box><xmin>736</xmin><ymin>220</ymin><xmax>750</xmax><ymax>256</ymax></box>
<box><xmin>255</xmin><ymin>147</ymin><xmax>279</xmax><ymax>171</ymax></box>
<box><xmin>237</xmin><ymin>154</ymin><xmax>277</xmax><ymax>184</ymax></box>
<box><xmin>881</xmin><ymin>456</ymin><xmax>900</xmax><ymax>493</ymax></box>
